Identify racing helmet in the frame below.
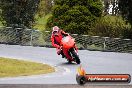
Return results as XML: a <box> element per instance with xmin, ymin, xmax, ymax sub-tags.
<box><xmin>52</xmin><ymin>26</ymin><xmax>60</xmax><ymax>35</ymax></box>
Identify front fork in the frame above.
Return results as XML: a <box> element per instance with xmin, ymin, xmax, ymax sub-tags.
<box><xmin>71</xmin><ymin>44</ymin><xmax>79</xmax><ymax>55</ymax></box>
<box><xmin>69</xmin><ymin>47</ymin><xmax>78</xmax><ymax>58</ymax></box>
<box><xmin>62</xmin><ymin>45</ymin><xmax>78</xmax><ymax>61</ymax></box>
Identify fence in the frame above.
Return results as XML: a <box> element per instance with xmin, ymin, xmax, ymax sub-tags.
<box><xmin>0</xmin><ymin>26</ymin><xmax>132</xmax><ymax>53</ymax></box>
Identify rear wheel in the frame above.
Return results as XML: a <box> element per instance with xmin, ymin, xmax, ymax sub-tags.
<box><xmin>70</xmin><ymin>49</ymin><xmax>81</xmax><ymax>64</ymax></box>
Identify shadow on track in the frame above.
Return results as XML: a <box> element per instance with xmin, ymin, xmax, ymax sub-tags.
<box><xmin>58</xmin><ymin>62</ymin><xmax>79</xmax><ymax>66</ymax></box>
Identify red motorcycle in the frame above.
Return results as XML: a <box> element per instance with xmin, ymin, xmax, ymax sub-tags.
<box><xmin>60</xmin><ymin>35</ymin><xmax>81</xmax><ymax>64</ymax></box>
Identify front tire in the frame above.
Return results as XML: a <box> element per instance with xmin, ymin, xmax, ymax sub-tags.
<box><xmin>70</xmin><ymin>49</ymin><xmax>81</xmax><ymax>64</ymax></box>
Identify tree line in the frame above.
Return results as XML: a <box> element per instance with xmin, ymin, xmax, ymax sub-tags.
<box><xmin>0</xmin><ymin>0</ymin><xmax>132</xmax><ymax>39</ymax></box>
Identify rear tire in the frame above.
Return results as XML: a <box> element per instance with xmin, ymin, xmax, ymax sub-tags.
<box><xmin>70</xmin><ymin>49</ymin><xmax>81</xmax><ymax>64</ymax></box>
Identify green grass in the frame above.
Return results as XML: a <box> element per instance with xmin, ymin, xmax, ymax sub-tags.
<box><xmin>33</xmin><ymin>14</ymin><xmax>52</xmax><ymax>31</ymax></box>
<box><xmin>77</xmin><ymin>43</ymin><xmax>103</xmax><ymax>50</ymax></box>
<box><xmin>88</xmin><ymin>44</ymin><xmax>103</xmax><ymax>50</ymax></box>
<box><xmin>0</xmin><ymin>57</ymin><xmax>55</xmax><ymax>77</ymax></box>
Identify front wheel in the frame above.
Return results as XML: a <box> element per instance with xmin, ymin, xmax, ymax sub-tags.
<box><xmin>70</xmin><ymin>49</ymin><xmax>81</xmax><ymax>64</ymax></box>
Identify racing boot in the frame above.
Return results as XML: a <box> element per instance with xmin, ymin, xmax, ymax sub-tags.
<box><xmin>61</xmin><ymin>51</ymin><xmax>65</xmax><ymax>58</ymax></box>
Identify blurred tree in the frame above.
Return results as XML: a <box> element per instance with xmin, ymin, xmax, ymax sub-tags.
<box><xmin>103</xmin><ymin>0</ymin><xmax>110</xmax><ymax>15</ymax></box>
<box><xmin>102</xmin><ymin>0</ymin><xmax>119</xmax><ymax>15</ymax></box>
<box><xmin>90</xmin><ymin>15</ymin><xmax>131</xmax><ymax>38</ymax></box>
<box><xmin>0</xmin><ymin>0</ymin><xmax>40</xmax><ymax>28</ymax></box>
<box><xmin>111</xmin><ymin>0</ymin><xmax>119</xmax><ymax>15</ymax></box>
<box><xmin>119</xmin><ymin>0</ymin><xmax>132</xmax><ymax>25</ymax></box>
<box><xmin>119</xmin><ymin>0</ymin><xmax>132</xmax><ymax>39</ymax></box>
<box><xmin>0</xmin><ymin>0</ymin><xmax>40</xmax><ymax>44</ymax></box>
<box><xmin>37</xmin><ymin>0</ymin><xmax>53</xmax><ymax>18</ymax></box>
<box><xmin>46</xmin><ymin>0</ymin><xmax>103</xmax><ymax>34</ymax></box>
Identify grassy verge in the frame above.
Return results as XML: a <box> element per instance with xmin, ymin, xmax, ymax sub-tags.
<box><xmin>77</xmin><ymin>43</ymin><xmax>103</xmax><ymax>50</ymax></box>
<box><xmin>0</xmin><ymin>57</ymin><xmax>55</xmax><ymax>78</ymax></box>
<box><xmin>33</xmin><ymin>14</ymin><xmax>52</xmax><ymax>31</ymax></box>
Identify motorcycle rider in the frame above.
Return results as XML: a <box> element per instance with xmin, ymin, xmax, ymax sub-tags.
<box><xmin>51</xmin><ymin>26</ymin><xmax>68</xmax><ymax>58</ymax></box>
<box><xmin>51</xmin><ymin>26</ymin><xmax>78</xmax><ymax>61</ymax></box>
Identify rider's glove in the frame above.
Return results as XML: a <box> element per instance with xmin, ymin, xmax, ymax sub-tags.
<box><xmin>58</xmin><ymin>46</ymin><xmax>62</xmax><ymax>50</ymax></box>
<box><xmin>64</xmin><ymin>33</ymin><xmax>69</xmax><ymax>36</ymax></box>
<box><xmin>56</xmin><ymin>45</ymin><xmax>60</xmax><ymax>49</ymax></box>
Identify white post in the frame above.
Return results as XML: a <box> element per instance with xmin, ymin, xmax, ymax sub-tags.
<box><xmin>102</xmin><ymin>37</ymin><xmax>109</xmax><ymax>50</ymax></box>
<box><xmin>26</xmin><ymin>29</ymin><xmax>32</xmax><ymax>46</ymax></box>
<box><xmin>30</xmin><ymin>30</ymin><xmax>33</xmax><ymax>46</ymax></box>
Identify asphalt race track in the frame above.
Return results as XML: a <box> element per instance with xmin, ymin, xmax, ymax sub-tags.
<box><xmin>0</xmin><ymin>44</ymin><xmax>132</xmax><ymax>84</ymax></box>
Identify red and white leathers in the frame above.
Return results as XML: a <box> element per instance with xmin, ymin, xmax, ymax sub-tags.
<box><xmin>51</xmin><ymin>26</ymin><xmax>78</xmax><ymax>60</ymax></box>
